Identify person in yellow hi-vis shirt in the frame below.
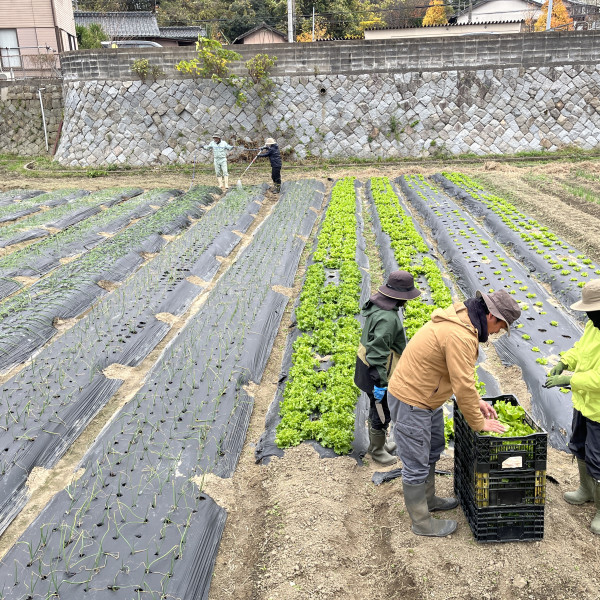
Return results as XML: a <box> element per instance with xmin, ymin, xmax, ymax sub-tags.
<box><xmin>544</xmin><ymin>278</ymin><xmax>600</xmax><ymax>535</ymax></box>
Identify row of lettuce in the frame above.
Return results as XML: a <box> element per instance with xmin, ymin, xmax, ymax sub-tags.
<box><xmin>275</xmin><ymin>177</ymin><xmax>462</xmax><ymax>454</ymax></box>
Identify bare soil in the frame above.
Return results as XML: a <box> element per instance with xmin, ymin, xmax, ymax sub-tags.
<box><xmin>1</xmin><ymin>160</ymin><xmax>600</xmax><ymax>599</ymax></box>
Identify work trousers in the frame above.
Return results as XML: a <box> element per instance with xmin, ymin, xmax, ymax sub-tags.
<box><xmin>390</xmin><ymin>391</ymin><xmax>444</xmax><ymax>485</ymax></box>
<box><xmin>568</xmin><ymin>408</ymin><xmax>600</xmax><ymax>480</ymax></box>
<box><xmin>271</xmin><ymin>166</ymin><xmax>281</xmax><ymax>186</ymax></box>
<box><xmin>367</xmin><ymin>390</ymin><xmax>390</xmax><ymax>431</ymax></box>
<box><xmin>214</xmin><ymin>158</ymin><xmax>228</xmax><ymax>177</ymax></box>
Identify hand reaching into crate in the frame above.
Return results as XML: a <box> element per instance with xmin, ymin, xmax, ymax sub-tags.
<box><xmin>481</xmin><ymin>419</ymin><xmax>507</xmax><ymax>434</ymax></box>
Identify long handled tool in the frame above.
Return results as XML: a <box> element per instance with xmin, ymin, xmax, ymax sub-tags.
<box><xmin>236</xmin><ymin>149</ymin><xmax>262</xmax><ymax>189</ymax></box>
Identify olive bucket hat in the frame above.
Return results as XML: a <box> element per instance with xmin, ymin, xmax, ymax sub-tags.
<box><xmin>476</xmin><ymin>289</ymin><xmax>521</xmax><ymax>336</ymax></box>
<box><xmin>570</xmin><ymin>278</ymin><xmax>600</xmax><ymax>312</ymax></box>
<box><xmin>378</xmin><ymin>271</ymin><xmax>421</xmax><ymax>301</ymax></box>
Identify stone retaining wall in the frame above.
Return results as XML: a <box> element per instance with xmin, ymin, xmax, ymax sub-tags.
<box><xmin>0</xmin><ymin>82</ymin><xmax>63</xmax><ymax>156</ymax></box>
<box><xmin>55</xmin><ymin>64</ymin><xmax>600</xmax><ymax>166</ymax></box>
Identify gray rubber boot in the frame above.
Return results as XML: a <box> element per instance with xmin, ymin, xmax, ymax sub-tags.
<box><xmin>403</xmin><ymin>481</ymin><xmax>457</xmax><ymax>537</ymax></box>
<box><xmin>425</xmin><ymin>464</ymin><xmax>459</xmax><ymax>512</ymax></box>
<box><xmin>368</xmin><ymin>427</ymin><xmax>397</xmax><ymax>465</ymax></box>
<box><xmin>591</xmin><ymin>479</ymin><xmax>600</xmax><ymax>535</ymax></box>
<box><xmin>564</xmin><ymin>459</ymin><xmax>594</xmax><ymax>505</ymax></box>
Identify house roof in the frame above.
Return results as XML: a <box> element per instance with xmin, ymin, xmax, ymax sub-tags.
<box><xmin>365</xmin><ymin>20</ymin><xmax>525</xmax><ymax>30</ymax></box>
<box><xmin>232</xmin><ymin>22</ymin><xmax>287</xmax><ymax>43</ymax></box>
<box><xmin>74</xmin><ymin>11</ymin><xmax>161</xmax><ymax>38</ymax></box>
<box><xmin>158</xmin><ymin>26</ymin><xmax>207</xmax><ymax>41</ymax></box>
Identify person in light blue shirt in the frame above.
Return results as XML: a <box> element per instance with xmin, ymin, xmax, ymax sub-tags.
<box><xmin>203</xmin><ymin>134</ymin><xmax>233</xmax><ymax>190</ymax></box>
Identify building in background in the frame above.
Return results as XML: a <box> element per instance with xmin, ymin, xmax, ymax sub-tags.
<box><xmin>232</xmin><ymin>22</ymin><xmax>287</xmax><ymax>44</ymax></box>
<box><xmin>0</xmin><ymin>0</ymin><xmax>76</xmax><ymax>77</ymax></box>
<box><xmin>364</xmin><ymin>20</ymin><xmax>525</xmax><ymax>38</ymax></box>
<box><xmin>74</xmin><ymin>12</ymin><xmax>205</xmax><ymax>46</ymax></box>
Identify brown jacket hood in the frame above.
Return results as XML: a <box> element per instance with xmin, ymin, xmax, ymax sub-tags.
<box><xmin>388</xmin><ymin>302</ymin><xmax>485</xmax><ymax>431</ymax></box>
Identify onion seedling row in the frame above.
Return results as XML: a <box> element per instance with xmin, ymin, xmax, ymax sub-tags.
<box><xmin>0</xmin><ymin>185</ymin><xmax>267</xmax><ymax>538</ymax></box>
<box><xmin>0</xmin><ymin>180</ymin><xmax>322</xmax><ymax>600</ymax></box>
<box><xmin>0</xmin><ymin>189</ymin><xmax>45</xmax><ymax>204</ymax></box>
<box><xmin>0</xmin><ymin>186</ymin><xmax>219</xmax><ymax>372</ymax></box>
<box><xmin>0</xmin><ymin>189</ymin><xmax>89</xmax><ymax>225</ymax></box>
<box><xmin>399</xmin><ymin>174</ymin><xmax>582</xmax><ymax>449</ymax></box>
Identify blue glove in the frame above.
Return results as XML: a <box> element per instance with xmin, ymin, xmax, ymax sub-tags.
<box><xmin>373</xmin><ymin>386</ymin><xmax>387</xmax><ymax>401</ymax></box>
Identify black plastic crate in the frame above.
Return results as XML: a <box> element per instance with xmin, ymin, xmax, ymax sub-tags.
<box><xmin>460</xmin><ymin>503</ymin><xmax>545</xmax><ymax>543</ymax></box>
<box><xmin>454</xmin><ymin>394</ymin><xmax>547</xmax><ymax>472</ymax></box>
<box><xmin>454</xmin><ymin>395</ymin><xmax>547</xmax><ymax>541</ymax></box>
<box><xmin>455</xmin><ymin>449</ymin><xmax>546</xmax><ymax>507</ymax></box>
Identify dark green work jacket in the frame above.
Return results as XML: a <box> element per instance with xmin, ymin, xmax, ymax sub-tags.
<box><xmin>354</xmin><ymin>300</ymin><xmax>407</xmax><ymax>393</ymax></box>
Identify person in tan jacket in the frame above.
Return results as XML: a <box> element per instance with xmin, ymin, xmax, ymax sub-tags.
<box><xmin>387</xmin><ymin>289</ymin><xmax>521</xmax><ymax>538</ymax></box>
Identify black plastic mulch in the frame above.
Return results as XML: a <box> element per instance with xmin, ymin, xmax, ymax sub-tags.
<box><xmin>0</xmin><ymin>187</ymin><xmax>221</xmax><ymax>373</ymax></box>
<box><xmin>0</xmin><ymin>185</ymin><xmax>266</xmax><ymax>538</ymax></box>
<box><xmin>397</xmin><ymin>175</ymin><xmax>582</xmax><ymax>450</ymax></box>
<box><xmin>0</xmin><ymin>189</ymin><xmax>45</xmax><ymax>204</ymax></box>
<box><xmin>0</xmin><ymin>180</ymin><xmax>323</xmax><ymax>600</ymax></box>
<box><xmin>255</xmin><ymin>178</ymin><xmax>370</xmax><ymax>464</ymax></box>
<box><xmin>432</xmin><ymin>173</ymin><xmax>600</xmax><ymax>322</ymax></box>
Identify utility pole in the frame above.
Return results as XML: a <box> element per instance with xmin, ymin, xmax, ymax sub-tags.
<box><xmin>546</xmin><ymin>0</ymin><xmax>554</xmax><ymax>29</ymax></box>
<box><xmin>312</xmin><ymin>6</ymin><xmax>315</xmax><ymax>41</ymax></box>
<box><xmin>468</xmin><ymin>0</ymin><xmax>473</xmax><ymax>22</ymax></box>
<box><xmin>288</xmin><ymin>0</ymin><xmax>294</xmax><ymax>42</ymax></box>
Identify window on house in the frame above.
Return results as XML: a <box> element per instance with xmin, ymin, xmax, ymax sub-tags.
<box><xmin>0</xmin><ymin>29</ymin><xmax>21</xmax><ymax>69</ymax></box>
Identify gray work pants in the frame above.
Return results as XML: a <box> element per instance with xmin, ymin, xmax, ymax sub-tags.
<box><xmin>390</xmin><ymin>391</ymin><xmax>445</xmax><ymax>485</ymax></box>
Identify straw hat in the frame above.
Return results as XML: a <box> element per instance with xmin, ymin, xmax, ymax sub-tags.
<box><xmin>571</xmin><ymin>278</ymin><xmax>600</xmax><ymax>312</ymax></box>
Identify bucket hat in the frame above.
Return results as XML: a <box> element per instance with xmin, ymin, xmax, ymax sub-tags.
<box><xmin>378</xmin><ymin>271</ymin><xmax>421</xmax><ymax>301</ymax></box>
<box><xmin>212</xmin><ymin>133</ymin><xmax>221</xmax><ymax>139</ymax></box>
<box><xmin>571</xmin><ymin>278</ymin><xmax>600</xmax><ymax>312</ymax></box>
<box><xmin>265</xmin><ymin>137</ymin><xmax>276</xmax><ymax>145</ymax></box>
<box><xmin>477</xmin><ymin>289</ymin><xmax>521</xmax><ymax>336</ymax></box>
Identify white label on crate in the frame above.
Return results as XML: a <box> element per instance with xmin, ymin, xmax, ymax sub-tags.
<box><xmin>502</xmin><ymin>456</ymin><xmax>523</xmax><ymax>469</ymax></box>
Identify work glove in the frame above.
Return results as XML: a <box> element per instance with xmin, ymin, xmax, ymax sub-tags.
<box><xmin>548</xmin><ymin>361</ymin><xmax>566</xmax><ymax>377</ymax></box>
<box><xmin>373</xmin><ymin>386</ymin><xmax>387</xmax><ymax>401</ymax></box>
<box><xmin>543</xmin><ymin>374</ymin><xmax>572</xmax><ymax>389</ymax></box>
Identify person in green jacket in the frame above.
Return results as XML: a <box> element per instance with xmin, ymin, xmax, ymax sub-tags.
<box><xmin>544</xmin><ymin>278</ymin><xmax>600</xmax><ymax>535</ymax></box>
<box><xmin>354</xmin><ymin>270</ymin><xmax>421</xmax><ymax>464</ymax></box>
<box><xmin>203</xmin><ymin>134</ymin><xmax>233</xmax><ymax>190</ymax></box>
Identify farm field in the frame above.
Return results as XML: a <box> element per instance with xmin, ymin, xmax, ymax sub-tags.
<box><xmin>0</xmin><ymin>158</ymin><xmax>599</xmax><ymax>600</ymax></box>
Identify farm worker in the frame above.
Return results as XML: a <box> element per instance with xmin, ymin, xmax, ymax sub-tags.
<box><xmin>203</xmin><ymin>134</ymin><xmax>233</xmax><ymax>190</ymax></box>
<box><xmin>387</xmin><ymin>289</ymin><xmax>520</xmax><ymax>537</ymax></box>
<box><xmin>257</xmin><ymin>137</ymin><xmax>282</xmax><ymax>193</ymax></box>
<box><xmin>543</xmin><ymin>278</ymin><xmax>600</xmax><ymax>535</ymax></box>
<box><xmin>354</xmin><ymin>270</ymin><xmax>421</xmax><ymax>465</ymax></box>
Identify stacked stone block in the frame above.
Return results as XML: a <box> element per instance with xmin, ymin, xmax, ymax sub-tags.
<box><xmin>0</xmin><ymin>83</ymin><xmax>63</xmax><ymax>156</ymax></box>
<box><xmin>55</xmin><ymin>64</ymin><xmax>600</xmax><ymax>167</ymax></box>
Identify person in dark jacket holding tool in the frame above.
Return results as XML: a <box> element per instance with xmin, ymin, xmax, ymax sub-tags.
<box><xmin>257</xmin><ymin>137</ymin><xmax>282</xmax><ymax>193</ymax></box>
<box><xmin>354</xmin><ymin>271</ymin><xmax>421</xmax><ymax>465</ymax></box>
<box><xmin>544</xmin><ymin>278</ymin><xmax>600</xmax><ymax>535</ymax></box>
<box><xmin>388</xmin><ymin>289</ymin><xmax>520</xmax><ymax>537</ymax></box>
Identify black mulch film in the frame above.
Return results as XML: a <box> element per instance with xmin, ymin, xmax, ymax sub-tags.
<box><xmin>432</xmin><ymin>173</ymin><xmax>600</xmax><ymax>322</ymax></box>
<box><xmin>0</xmin><ymin>180</ymin><xmax>322</xmax><ymax>600</ymax></box>
<box><xmin>255</xmin><ymin>178</ymin><xmax>370</xmax><ymax>465</ymax></box>
<box><xmin>397</xmin><ymin>175</ymin><xmax>581</xmax><ymax>450</ymax></box>
<box><xmin>0</xmin><ymin>185</ymin><xmax>267</xmax><ymax>539</ymax></box>
<box><xmin>0</xmin><ymin>189</ymin><xmax>46</xmax><ymax>204</ymax></box>
<box><xmin>0</xmin><ymin>187</ymin><xmax>223</xmax><ymax>373</ymax></box>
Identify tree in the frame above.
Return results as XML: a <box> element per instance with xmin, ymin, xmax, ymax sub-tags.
<box><xmin>296</xmin><ymin>21</ymin><xmax>328</xmax><ymax>41</ymax></box>
<box><xmin>534</xmin><ymin>0</ymin><xmax>573</xmax><ymax>30</ymax></box>
<box><xmin>422</xmin><ymin>0</ymin><xmax>447</xmax><ymax>26</ymax></box>
<box><xmin>76</xmin><ymin>24</ymin><xmax>109</xmax><ymax>49</ymax></box>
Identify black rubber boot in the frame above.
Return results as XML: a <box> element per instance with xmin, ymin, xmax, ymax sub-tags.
<box><xmin>403</xmin><ymin>481</ymin><xmax>457</xmax><ymax>537</ymax></box>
